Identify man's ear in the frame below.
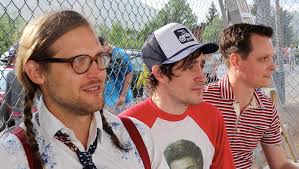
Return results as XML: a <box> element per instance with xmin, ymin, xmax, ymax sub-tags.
<box><xmin>230</xmin><ymin>53</ymin><xmax>241</xmax><ymax>70</ymax></box>
<box><xmin>151</xmin><ymin>65</ymin><xmax>167</xmax><ymax>83</ymax></box>
<box><xmin>24</xmin><ymin>60</ymin><xmax>46</xmax><ymax>85</ymax></box>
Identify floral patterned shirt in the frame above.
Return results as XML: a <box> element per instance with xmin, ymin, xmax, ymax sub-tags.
<box><xmin>0</xmin><ymin>99</ymin><xmax>167</xmax><ymax>169</ymax></box>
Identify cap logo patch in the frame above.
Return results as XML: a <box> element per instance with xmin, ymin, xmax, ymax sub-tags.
<box><xmin>174</xmin><ymin>28</ymin><xmax>194</xmax><ymax>44</ymax></box>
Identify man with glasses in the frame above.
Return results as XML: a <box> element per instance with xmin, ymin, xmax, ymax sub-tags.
<box><xmin>0</xmin><ymin>10</ymin><xmax>167</xmax><ymax>169</ymax></box>
<box><xmin>99</xmin><ymin>36</ymin><xmax>133</xmax><ymax>114</ymax></box>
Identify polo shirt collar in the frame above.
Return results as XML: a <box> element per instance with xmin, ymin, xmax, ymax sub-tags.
<box><xmin>220</xmin><ymin>75</ymin><xmax>264</xmax><ymax>108</ymax></box>
<box><xmin>220</xmin><ymin>75</ymin><xmax>235</xmax><ymax>100</ymax></box>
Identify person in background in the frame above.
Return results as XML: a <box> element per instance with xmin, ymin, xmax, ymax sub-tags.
<box><xmin>120</xmin><ymin>22</ymin><xmax>235</xmax><ymax>169</ymax></box>
<box><xmin>99</xmin><ymin>36</ymin><xmax>133</xmax><ymax>114</ymax></box>
<box><xmin>0</xmin><ymin>10</ymin><xmax>167</xmax><ymax>169</ymax></box>
<box><xmin>203</xmin><ymin>23</ymin><xmax>299</xmax><ymax>169</ymax></box>
<box><xmin>288</xmin><ymin>43</ymin><xmax>296</xmax><ymax>70</ymax></box>
<box><xmin>0</xmin><ymin>44</ymin><xmax>25</xmax><ymax>130</ymax></box>
<box><xmin>136</xmin><ymin>63</ymin><xmax>150</xmax><ymax>99</ymax></box>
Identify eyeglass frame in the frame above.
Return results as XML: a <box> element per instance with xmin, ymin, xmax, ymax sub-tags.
<box><xmin>34</xmin><ymin>52</ymin><xmax>111</xmax><ymax>74</ymax></box>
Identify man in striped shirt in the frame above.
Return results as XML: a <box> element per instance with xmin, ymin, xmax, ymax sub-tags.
<box><xmin>203</xmin><ymin>23</ymin><xmax>299</xmax><ymax>169</ymax></box>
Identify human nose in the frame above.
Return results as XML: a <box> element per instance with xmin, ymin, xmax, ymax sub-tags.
<box><xmin>194</xmin><ymin>66</ymin><xmax>207</xmax><ymax>84</ymax></box>
<box><xmin>269</xmin><ymin>60</ymin><xmax>277</xmax><ymax>71</ymax></box>
<box><xmin>194</xmin><ymin>72</ymin><xmax>207</xmax><ymax>84</ymax></box>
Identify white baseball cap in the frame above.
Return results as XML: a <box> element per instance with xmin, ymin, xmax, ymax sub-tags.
<box><xmin>142</xmin><ymin>23</ymin><xmax>219</xmax><ymax>70</ymax></box>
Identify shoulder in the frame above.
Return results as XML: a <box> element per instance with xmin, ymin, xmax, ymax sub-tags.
<box><xmin>256</xmin><ymin>90</ymin><xmax>276</xmax><ymax>111</ymax></box>
<box><xmin>0</xmin><ymin>132</ymin><xmax>28</xmax><ymax>168</ymax></box>
<box><xmin>103</xmin><ymin>110</ymin><xmax>152</xmax><ymax>142</ymax></box>
<box><xmin>103</xmin><ymin>110</ymin><xmax>156</xmax><ymax>155</ymax></box>
<box><xmin>119</xmin><ymin>99</ymin><xmax>157</xmax><ymax>127</ymax></box>
<box><xmin>203</xmin><ymin>81</ymin><xmax>221</xmax><ymax>97</ymax></box>
<box><xmin>191</xmin><ymin>102</ymin><xmax>222</xmax><ymax>118</ymax></box>
<box><xmin>121</xmin><ymin>99</ymin><xmax>150</xmax><ymax>116</ymax></box>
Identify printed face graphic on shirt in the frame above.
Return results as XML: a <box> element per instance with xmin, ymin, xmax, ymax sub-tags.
<box><xmin>164</xmin><ymin>139</ymin><xmax>203</xmax><ymax>169</ymax></box>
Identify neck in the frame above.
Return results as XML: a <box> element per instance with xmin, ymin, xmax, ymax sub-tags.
<box><xmin>228</xmin><ymin>72</ymin><xmax>255</xmax><ymax>111</ymax></box>
<box><xmin>62</xmin><ymin>114</ymin><xmax>92</xmax><ymax>149</ymax></box>
<box><xmin>46</xmin><ymin>103</ymin><xmax>93</xmax><ymax>149</ymax></box>
<box><xmin>151</xmin><ymin>88</ymin><xmax>188</xmax><ymax>115</ymax></box>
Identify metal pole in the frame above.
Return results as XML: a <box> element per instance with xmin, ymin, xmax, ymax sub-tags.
<box><xmin>274</xmin><ymin>0</ymin><xmax>286</xmax><ymax>104</ymax></box>
<box><xmin>218</xmin><ymin>0</ymin><xmax>229</xmax><ymax>27</ymax></box>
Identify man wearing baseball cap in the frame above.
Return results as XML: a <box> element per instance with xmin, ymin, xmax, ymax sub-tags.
<box><xmin>120</xmin><ymin>23</ymin><xmax>235</xmax><ymax>169</ymax></box>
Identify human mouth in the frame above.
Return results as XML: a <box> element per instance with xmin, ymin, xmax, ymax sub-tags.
<box><xmin>86</xmin><ymin>86</ymin><xmax>99</xmax><ymax>91</ymax></box>
<box><xmin>83</xmin><ymin>84</ymin><xmax>102</xmax><ymax>92</ymax></box>
<box><xmin>192</xmin><ymin>87</ymin><xmax>203</xmax><ymax>91</ymax></box>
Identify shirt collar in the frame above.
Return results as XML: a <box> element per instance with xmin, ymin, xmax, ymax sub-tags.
<box><xmin>253</xmin><ymin>89</ymin><xmax>264</xmax><ymax>108</ymax></box>
<box><xmin>37</xmin><ymin>97</ymin><xmax>104</xmax><ymax>141</ymax></box>
<box><xmin>220</xmin><ymin>75</ymin><xmax>235</xmax><ymax>100</ymax></box>
<box><xmin>220</xmin><ymin>75</ymin><xmax>264</xmax><ymax>108</ymax></box>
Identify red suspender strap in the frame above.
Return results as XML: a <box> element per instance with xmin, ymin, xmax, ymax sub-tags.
<box><xmin>119</xmin><ymin>116</ymin><xmax>151</xmax><ymax>169</ymax></box>
<box><xmin>12</xmin><ymin>127</ymin><xmax>35</xmax><ymax>169</ymax></box>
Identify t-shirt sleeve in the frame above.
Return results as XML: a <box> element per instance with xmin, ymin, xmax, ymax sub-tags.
<box><xmin>211</xmin><ymin>109</ymin><xmax>236</xmax><ymax>169</ymax></box>
<box><xmin>261</xmin><ymin>106</ymin><xmax>282</xmax><ymax>144</ymax></box>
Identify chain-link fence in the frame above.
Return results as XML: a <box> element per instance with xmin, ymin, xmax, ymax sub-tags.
<box><xmin>0</xmin><ymin>0</ymin><xmax>298</xmax><ymax>167</ymax></box>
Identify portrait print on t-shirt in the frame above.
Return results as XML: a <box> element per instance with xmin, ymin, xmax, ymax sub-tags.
<box><xmin>164</xmin><ymin>139</ymin><xmax>203</xmax><ymax>169</ymax></box>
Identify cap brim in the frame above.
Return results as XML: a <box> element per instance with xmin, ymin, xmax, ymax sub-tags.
<box><xmin>163</xmin><ymin>43</ymin><xmax>219</xmax><ymax>64</ymax></box>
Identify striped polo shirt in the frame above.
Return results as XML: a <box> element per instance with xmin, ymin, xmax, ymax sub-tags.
<box><xmin>203</xmin><ymin>75</ymin><xmax>281</xmax><ymax>169</ymax></box>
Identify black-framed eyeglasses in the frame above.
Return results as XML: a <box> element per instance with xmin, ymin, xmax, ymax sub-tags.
<box><xmin>35</xmin><ymin>52</ymin><xmax>111</xmax><ymax>74</ymax></box>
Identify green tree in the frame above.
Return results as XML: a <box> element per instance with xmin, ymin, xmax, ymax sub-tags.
<box><xmin>0</xmin><ymin>13</ymin><xmax>24</xmax><ymax>52</ymax></box>
<box><xmin>205</xmin><ymin>2</ymin><xmax>219</xmax><ymax>24</ymax></box>
<box><xmin>201</xmin><ymin>16</ymin><xmax>223</xmax><ymax>43</ymax></box>
<box><xmin>98</xmin><ymin>22</ymin><xmax>144</xmax><ymax>49</ymax></box>
<box><xmin>98</xmin><ymin>0</ymin><xmax>198</xmax><ymax>50</ymax></box>
<box><xmin>201</xmin><ymin>3</ymin><xmax>223</xmax><ymax>43</ymax></box>
<box><xmin>139</xmin><ymin>0</ymin><xmax>198</xmax><ymax>43</ymax></box>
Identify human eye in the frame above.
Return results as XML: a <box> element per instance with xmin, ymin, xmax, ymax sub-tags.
<box><xmin>72</xmin><ymin>55</ymin><xmax>90</xmax><ymax>70</ymax></box>
<box><xmin>258</xmin><ymin>56</ymin><xmax>269</xmax><ymax>62</ymax></box>
<box><xmin>98</xmin><ymin>54</ymin><xmax>111</xmax><ymax>69</ymax></box>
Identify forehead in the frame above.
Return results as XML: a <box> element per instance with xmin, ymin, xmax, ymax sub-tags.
<box><xmin>173</xmin><ymin>53</ymin><xmax>204</xmax><ymax>69</ymax></box>
<box><xmin>50</xmin><ymin>25</ymin><xmax>102</xmax><ymax>57</ymax></box>
<box><xmin>249</xmin><ymin>34</ymin><xmax>273</xmax><ymax>57</ymax></box>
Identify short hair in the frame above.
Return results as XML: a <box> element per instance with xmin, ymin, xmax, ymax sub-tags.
<box><xmin>164</xmin><ymin>139</ymin><xmax>203</xmax><ymax>168</ymax></box>
<box><xmin>148</xmin><ymin>49</ymin><xmax>202</xmax><ymax>92</ymax></box>
<box><xmin>219</xmin><ymin>23</ymin><xmax>273</xmax><ymax>66</ymax></box>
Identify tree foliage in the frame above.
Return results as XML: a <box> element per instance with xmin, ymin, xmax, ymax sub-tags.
<box><xmin>205</xmin><ymin>2</ymin><xmax>219</xmax><ymax>24</ymax></box>
<box><xmin>201</xmin><ymin>3</ymin><xmax>223</xmax><ymax>43</ymax></box>
<box><xmin>0</xmin><ymin>13</ymin><xmax>24</xmax><ymax>53</ymax></box>
<box><xmin>98</xmin><ymin>0</ymin><xmax>198</xmax><ymax>50</ymax></box>
<box><xmin>202</xmin><ymin>16</ymin><xmax>223</xmax><ymax>43</ymax></box>
<box><xmin>98</xmin><ymin>22</ymin><xmax>144</xmax><ymax>49</ymax></box>
<box><xmin>139</xmin><ymin>0</ymin><xmax>198</xmax><ymax>43</ymax></box>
